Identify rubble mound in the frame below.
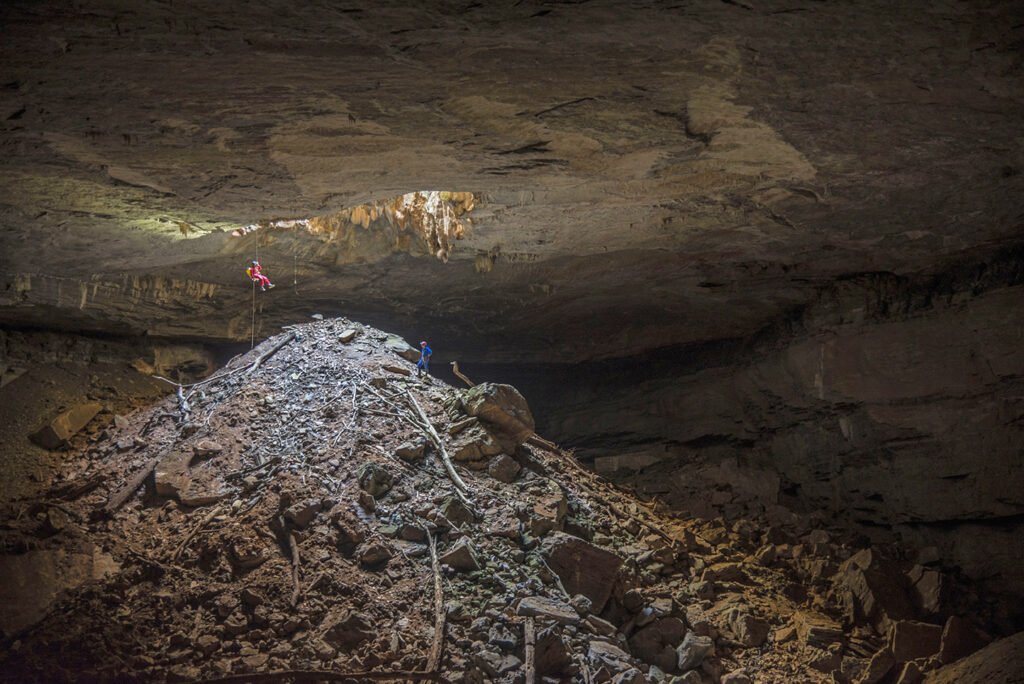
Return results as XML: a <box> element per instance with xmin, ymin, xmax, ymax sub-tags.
<box><xmin>0</xmin><ymin>318</ymin><xmax>1014</xmax><ymax>683</ymax></box>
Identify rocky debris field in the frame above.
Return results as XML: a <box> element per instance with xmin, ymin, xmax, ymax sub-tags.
<box><xmin>0</xmin><ymin>318</ymin><xmax>1019</xmax><ymax>683</ymax></box>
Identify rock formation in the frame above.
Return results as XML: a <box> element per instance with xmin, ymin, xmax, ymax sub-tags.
<box><xmin>1</xmin><ymin>317</ymin><xmax>1018</xmax><ymax>683</ymax></box>
<box><xmin>1</xmin><ymin>0</ymin><xmax>1023</xmax><ymax>659</ymax></box>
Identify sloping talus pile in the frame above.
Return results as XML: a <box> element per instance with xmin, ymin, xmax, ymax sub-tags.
<box><xmin>0</xmin><ymin>319</ymin><xmax>1017</xmax><ymax>683</ymax></box>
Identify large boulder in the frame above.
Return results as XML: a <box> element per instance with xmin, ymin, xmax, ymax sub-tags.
<box><xmin>830</xmin><ymin>548</ymin><xmax>914</xmax><ymax>631</ymax></box>
<box><xmin>540</xmin><ymin>532</ymin><xmax>623</xmax><ymax>613</ymax></box>
<box><xmin>30</xmin><ymin>401</ymin><xmax>102</xmax><ymax>449</ymax></box>
<box><xmin>628</xmin><ymin>617</ymin><xmax>686</xmax><ymax>672</ymax></box>
<box><xmin>384</xmin><ymin>334</ymin><xmax>420</xmax><ymax>362</ymax></box>
<box><xmin>461</xmin><ymin>383</ymin><xmax>535</xmax><ymax>452</ymax></box>
<box><xmin>0</xmin><ymin>545</ymin><xmax>120</xmax><ymax>636</ymax></box>
<box><xmin>888</xmin><ymin>619</ymin><xmax>942</xmax><ymax>663</ymax></box>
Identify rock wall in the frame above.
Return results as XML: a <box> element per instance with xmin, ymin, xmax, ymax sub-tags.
<box><xmin>525</xmin><ymin>264</ymin><xmax>1024</xmax><ymax>596</ymax></box>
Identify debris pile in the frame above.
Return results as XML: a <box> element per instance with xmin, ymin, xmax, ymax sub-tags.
<box><xmin>0</xmin><ymin>318</ymin><xmax>1011</xmax><ymax>683</ymax></box>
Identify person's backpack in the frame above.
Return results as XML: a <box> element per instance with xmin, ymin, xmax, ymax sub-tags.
<box><xmin>246</xmin><ymin>267</ymin><xmax>254</xmax><ymax>279</ymax></box>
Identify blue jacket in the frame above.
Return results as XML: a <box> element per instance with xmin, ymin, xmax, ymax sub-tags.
<box><xmin>421</xmin><ymin>346</ymin><xmax>432</xmax><ymax>359</ymax></box>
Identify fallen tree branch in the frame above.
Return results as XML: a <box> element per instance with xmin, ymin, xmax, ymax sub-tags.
<box><xmin>449</xmin><ymin>360</ymin><xmax>475</xmax><ymax>388</ymax></box>
<box><xmin>288</xmin><ymin>529</ymin><xmax>301</xmax><ymax>607</ymax></box>
<box><xmin>99</xmin><ymin>456</ymin><xmax>161</xmax><ymax>517</ymax></box>
<box><xmin>225</xmin><ymin>456</ymin><xmax>281</xmax><ymax>480</ymax></box>
<box><xmin>41</xmin><ymin>472</ymin><xmax>106</xmax><ymax>501</ymax></box>
<box><xmin>524</xmin><ymin>617</ymin><xmax>536</xmax><ymax>684</ymax></box>
<box><xmin>193</xmin><ymin>669</ymin><xmax>442</xmax><ymax>683</ymax></box>
<box><xmin>169</xmin><ymin>504</ymin><xmax>222</xmax><ymax>562</ymax></box>
<box><xmin>526</xmin><ymin>433</ymin><xmax>688</xmax><ymax>548</ymax></box>
<box><xmin>426</xmin><ymin>529</ymin><xmax>446</xmax><ymax>674</ymax></box>
<box><xmin>152</xmin><ymin>331</ymin><xmax>298</xmax><ymax>394</ymax></box>
<box><xmin>403</xmin><ymin>390</ymin><xmax>470</xmax><ymax>498</ymax></box>
<box><xmin>175</xmin><ymin>386</ymin><xmax>190</xmax><ymax>423</ymax></box>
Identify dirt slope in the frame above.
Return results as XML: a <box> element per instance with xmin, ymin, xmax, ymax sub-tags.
<box><xmin>0</xmin><ymin>318</ymin><xmax>1009</xmax><ymax>683</ymax></box>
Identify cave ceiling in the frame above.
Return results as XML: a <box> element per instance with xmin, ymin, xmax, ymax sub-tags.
<box><xmin>1</xmin><ymin>0</ymin><xmax>1022</xmax><ymax>363</ymax></box>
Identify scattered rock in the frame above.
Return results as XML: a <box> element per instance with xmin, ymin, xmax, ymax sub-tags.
<box><xmin>795</xmin><ymin>610</ymin><xmax>843</xmax><ymax>649</ymax></box>
<box><xmin>357</xmin><ymin>463</ymin><xmax>393</xmax><ymax>497</ymax></box>
<box><xmin>114</xmin><ymin>415</ymin><xmax>130</xmax><ymax>429</ymax></box>
<box><xmin>384</xmin><ymin>334</ymin><xmax>420</xmax><ymax>362</ymax></box>
<box><xmin>194</xmin><ymin>634</ymin><xmax>220</xmax><ymax>656</ymax></box>
<box><xmin>452</xmin><ymin>424</ymin><xmax>503</xmax><ymax>462</ymax></box>
<box><xmin>284</xmin><ymin>499</ymin><xmax>322</xmax><ymax>529</ymax></box>
<box><xmin>357</xmin><ymin>541</ymin><xmax>393</xmax><ymax>567</ymax></box>
<box><xmin>30</xmin><ymin>401</ymin><xmax>103</xmax><ymax>449</ymax></box>
<box><xmin>394</xmin><ymin>440</ymin><xmax>425</xmax><ymax>461</ymax></box>
<box><xmin>540</xmin><ymin>531</ymin><xmax>623</xmax><ymax>612</ymax></box>
<box><xmin>676</xmin><ymin>631</ymin><xmax>714</xmax><ymax>671</ymax></box>
<box><xmin>154</xmin><ymin>448</ymin><xmax>231</xmax><ymax>506</ymax></box>
<box><xmin>587</xmin><ymin>639</ymin><xmax>632</xmax><ymax>669</ymax></box>
<box><xmin>338</xmin><ymin>329</ymin><xmax>357</xmax><ymax>343</ymax></box>
<box><xmin>439</xmin><ymin>538</ymin><xmax>480</xmax><ymax>572</ymax></box>
<box><xmin>831</xmin><ymin>548</ymin><xmax>914</xmax><ymax>631</ymax></box>
<box><xmin>440</xmin><ymin>495</ymin><xmax>475</xmax><ymax>527</ymax></box>
<box><xmin>487</xmin><ymin>453</ymin><xmax>521</xmax><ymax>483</ymax></box>
<box><xmin>535</xmin><ymin>626</ymin><xmax>574</xmax><ymax>675</ymax></box>
<box><xmin>859</xmin><ymin>647</ymin><xmax>896</xmax><ymax>684</ymax></box>
<box><xmin>192</xmin><ymin>439</ymin><xmax>223</xmax><ymax>458</ymax></box>
<box><xmin>612</xmin><ymin>668</ymin><xmax>645</xmax><ymax>684</ymax></box>
<box><xmin>321</xmin><ymin>611</ymin><xmax>375</xmax><ymax>648</ymax></box>
<box><xmin>629</xmin><ymin>617</ymin><xmax>686</xmax><ymax>672</ymax></box>
<box><xmin>382</xmin><ymin>364</ymin><xmax>410</xmax><ymax>376</ymax></box>
<box><xmin>586</xmin><ymin>614</ymin><xmax>618</xmax><ymax>636</ymax></box>
<box><xmin>937</xmin><ymin>615</ymin><xmax>988</xmax><ymax>664</ymax></box>
<box><xmin>570</xmin><ymin>593</ymin><xmax>593</xmax><ymax>616</ymax></box>
<box><xmin>727</xmin><ymin>608</ymin><xmax>769</xmax><ymax>647</ymax></box>
<box><xmin>517</xmin><ymin>596</ymin><xmax>581</xmax><ymax>625</ymax></box>
<box><xmin>889</xmin><ymin>619</ymin><xmax>942</xmax><ymax>663</ymax></box>
<box><xmin>721</xmin><ymin>670</ymin><xmax>752</xmax><ymax>684</ymax></box>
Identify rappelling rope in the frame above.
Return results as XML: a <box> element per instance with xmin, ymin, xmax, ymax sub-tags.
<box><xmin>250</xmin><ymin>279</ymin><xmax>256</xmax><ymax>349</ymax></box>
<box><xmin>250</xmin><ymin>236</ymin><xmax>259</xmax><ymax>349</ymax></box>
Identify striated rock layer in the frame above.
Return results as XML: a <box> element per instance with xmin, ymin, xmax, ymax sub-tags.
<box><xmin>1</xmin><ymin>0</ymin><xmax>1023</xmax><ymax>606</ymax></box>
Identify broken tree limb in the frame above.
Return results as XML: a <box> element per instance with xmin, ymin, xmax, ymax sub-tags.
<box><xmin>100</xmin><ymin>456</ymin><xmax>161</xmax><ymax>516</ymax></box>
<box><xmin>245</xmin><ymin>331</ymin><xmax>297</xmax><ymax>376</ymax></box>
<box><xmin>169</xmin><ymin>504</ymin><xmax>222</xmax><ymax>562</ymax></box>
<box><xmin>175</xmin><ymin>386</ymin><xmax>190</xmax><ymax>423</ymax></box>
<box><xmin>426</xmin><ymin>529</ymin><xmax>446</xmax><ymax>674</ymax></box>
<box><xmin>526</xmin><ymin>432</ymin><xmax>690</xmax><ymax>549</ymax></box>
<box><xmin>153</xmin><ymin>331</ymin><xmax>298</xmax><ymax>394</ymax></box>
<box><xmin>524</xmin><ymin>617</ymin><xmax>536</xmax><ymax>684</ymax></box>
<box><xmin>403</xmin><ymin>390</ymin><xmax>469</xmax><ymax>496</ymax></box>
<box><xmin>193</xmin><ymin>670</ymin><xmax>442</xmax><ymax>684</ymax></box>
<box><xmin>533</xmin><ymin>96</ymin><xmax>595</xmax><ymax>117</ymax></box>
<box><xmin>288</xmin><ymin>530</ymin><xmax>301</xmax><ymax>607</ymax></box>
<box><xmin>449</xmin><ymin>360</ymin><xmax>475</xmax><ymax>388</ymax></box>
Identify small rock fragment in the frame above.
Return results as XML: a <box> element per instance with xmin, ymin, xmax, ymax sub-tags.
<box><xmin>439</xmin><ymin>538</ymin><xmax>481</xmax><ymax>571</ymax></box>
<box><xmin>517</xmin><ymin>596</ymin><xmax>581</xmax><ymax>625</ymax></box>
<box><xmin>488</xmin><ymin>453</ymin><xmax>521</xmax><ymax>483</ymax></box>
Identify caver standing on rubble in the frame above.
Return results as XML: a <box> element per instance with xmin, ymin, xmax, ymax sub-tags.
<box><xmin>417</xmin><ymin>341</ymin><xmax>432</xmax><ymax>377</ymax></box>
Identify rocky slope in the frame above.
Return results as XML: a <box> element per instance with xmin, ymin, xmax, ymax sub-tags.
<box><xmin>0</xmin><ymin>317</ymin><xmax>1016</xmax><ymax>683</ymax></box>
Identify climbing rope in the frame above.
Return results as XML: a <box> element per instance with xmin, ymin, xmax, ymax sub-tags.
<box><xmin>250</xmin><ymin>236</ymin><xmax>259</xmax><ymax>349</ymax></box>
<box><xmin>250</xmin><ymin>279</ymin><xmax>256</xmax><ymax>349</ymax></box>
